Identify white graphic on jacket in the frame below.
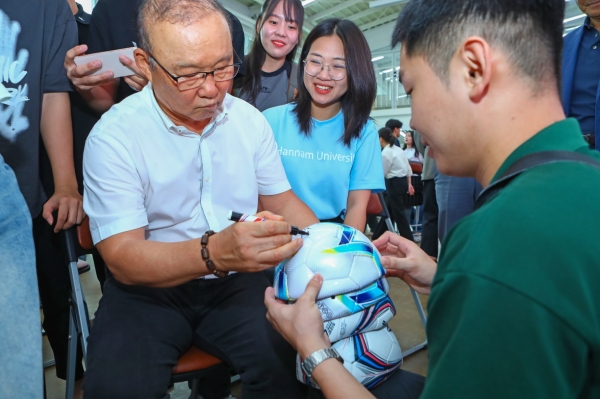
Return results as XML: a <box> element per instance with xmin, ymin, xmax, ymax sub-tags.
<box><xmin>0</xmin><ymin>10</ymin><xmax>29</xmax><ymax>142</ymax></box>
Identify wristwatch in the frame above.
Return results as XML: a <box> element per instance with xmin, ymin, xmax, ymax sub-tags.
<box><xmin>301</xmin><ymin>348</ymin><xmax>344</xmax><ymax>386</ymax></box>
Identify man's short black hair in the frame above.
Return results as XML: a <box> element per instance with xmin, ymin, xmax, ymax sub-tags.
<box><xmin>385</xmin><ymin>119</ymin><xmax>403</xmax><ymax>130</ymax></box>
<box><xmin>392</xmin><ymin>0</ymin><xmax>565</xmax><ymax>93</ymax></box>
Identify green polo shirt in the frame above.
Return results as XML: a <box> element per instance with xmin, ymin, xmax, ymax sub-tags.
<box><xmin>422</xmin><ymin>119</ymin><xmax>600</xmax><ymax>399</ymax></box>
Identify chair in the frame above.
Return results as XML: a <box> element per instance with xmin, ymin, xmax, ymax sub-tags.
<box><xmin>58</xmin><ymin>216</ymin><xmax>229</xmax><ymax>399</ymax></box>
<box><xmin>367</xmin><ymin>193</ymin><xmax>428</xmax><ymax>357</ymax></box>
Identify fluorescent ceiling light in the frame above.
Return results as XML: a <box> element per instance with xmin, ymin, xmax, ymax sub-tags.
<box><xmin>302</xmin><ymin>0</ymin><xmax>317</xmax><ymax>6</ymax></box>
<box><xmin>379</xmin><ymin>68</ymin><xmax>394</xmax><ymax>74</ymax></box>
<box><xmin>372</xmin><ymin>56</ymin><xmax>385</xmax><ymax>62</ymax></box>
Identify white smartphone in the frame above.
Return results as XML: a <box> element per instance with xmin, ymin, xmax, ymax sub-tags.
<box><xmin>74</xmin><ymin>47</ymin><xmax>137</xmax><ymax>78</ymax></box>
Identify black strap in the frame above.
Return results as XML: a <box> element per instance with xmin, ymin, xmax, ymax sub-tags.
<box><xmin>475</xmin><ymin>150</ymin><xmax>600</xmax><ymax>210</ymax></box>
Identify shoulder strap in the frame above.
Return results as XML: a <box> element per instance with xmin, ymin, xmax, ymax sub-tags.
<box><xmin>287</xmin><ymin>62</ymin><xmax>299</xmax><ymax>103</ymax></box>
<box><xmin>475</xmin><ymin>150</ymin><xmax>600</xmax><ymax>210</ymax></box>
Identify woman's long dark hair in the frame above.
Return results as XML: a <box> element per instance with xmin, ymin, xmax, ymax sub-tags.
<box><xmin>292</xmin><ymin>18</ymin><xmax>377</xmax><ymax>147</ymax></box>
<box><xmin>402</xmin><ymin>130</ymin><xmax>420</xmax><ymax>158</ymax></box>
<box><xmin>239</xmin><ymin>0</ymin><xmax>304</xmax><ymax>105</ymax></box>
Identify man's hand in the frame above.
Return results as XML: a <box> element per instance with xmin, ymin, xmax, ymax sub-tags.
<box><xmin>42</xmin><ymin>186</ymin><xmax>85</xmax><ymax>232</ymax></box>
<box><xmin>265</xmin><ymin>274</ymin><xmax>331</xmax><ymax>359</ymax></box>
<box><xmin>372</xmin><ymin>231</ymin><xmax>436</xmax><ymax>295</ymax></box>
<box><xmin>408</xmin><ymin>183</ymin><xmax>415</xmax><ymax>195</ymax></box>
<box><xmin>65</xmin><ymin>44</ymin><xmax>116</xmax><ymax>91</ymax></box>
<box><xmin>120</xmin><ymin>55</ymin><xmax>149</xmax><ymax>92</ymax></box>
<box><xmin>210</xmin><ymin>211</ymin><xmax>303</xmax><ymax>273</ymax></box>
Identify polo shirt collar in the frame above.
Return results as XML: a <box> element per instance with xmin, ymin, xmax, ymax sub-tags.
<box><xmin>492</xmin><ymin>118</ymin><xmax>587</xmax><ymax>183</ymax></box>
<box><xmin>145</xmin><ymin>82</ymin><xmax>228</xmax><ymax>137</ymax></box>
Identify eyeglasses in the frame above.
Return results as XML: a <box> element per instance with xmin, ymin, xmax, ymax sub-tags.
<box><xmin>148</xmin><ymin>52</ymin><xmax>241</xmax><ymax>91</ymax></box>
<box><xmin>303</xmin><ymin>58</ymin><xmax>346</xmax><ymax>81</ymax></box>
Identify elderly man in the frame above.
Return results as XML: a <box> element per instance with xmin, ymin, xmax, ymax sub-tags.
<box><xmin>81</xmin><ymin>0</ymin><xmax>318</xmax><ymax>397</ymax></box>
<box><xmin>265</xmin><ymin>1</ymin><xmax>600</xmax><ymax>398</ymax></box>
<box><xmin>562</xmin><ymin>0</ymin><xmax>600</xmax><ymax>149</ymax></box>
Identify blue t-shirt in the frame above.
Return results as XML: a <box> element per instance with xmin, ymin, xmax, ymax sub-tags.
<box><xmin>263</xmin><ymin>104</ymin><xmax>385</xmax><ymax>220</ymax></box>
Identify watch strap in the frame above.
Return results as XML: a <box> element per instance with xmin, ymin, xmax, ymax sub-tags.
<box><xmin>301</xmin><ymin>348</ymin><xmax>343</xmax><ymax>385</ymax></box>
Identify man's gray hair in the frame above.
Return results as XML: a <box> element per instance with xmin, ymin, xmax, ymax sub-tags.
<box><xmin>137</xmin><ymin>0</ymin><xmax>231</xmax><ymax>57</ymax></box>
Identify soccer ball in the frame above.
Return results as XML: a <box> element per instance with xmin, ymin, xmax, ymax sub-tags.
<box><xmin>324</xmin><ymin>295</ymin><xmax>396</xmax><ymax>342</ymax></box>
<box><xmin>317</xmin><ymin>277</ymin><xmax>390</xmax><ymax>322</ymax></box>
<box><xmin>274</xmin><ymin>223</ymin><xmax>385</xmax><ymax>302</ymax></box>
<box><xmin>297</xmin><ymin>327</ymin><xmax>403</xmax><ymax>389</ymax></box>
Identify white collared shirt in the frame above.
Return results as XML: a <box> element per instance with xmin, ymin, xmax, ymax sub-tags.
<box><xmin>83</xmin><ymin>83</ymin><xmax>291</xmax><ymax>246</ymax></box>
<box><xmin>381</xmin><ymin>144</ymin><xmax>412</xmax><ymax>179</ymax></box>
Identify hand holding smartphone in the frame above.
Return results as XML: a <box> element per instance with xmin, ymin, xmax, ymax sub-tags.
<box><xmin>74</xmin><ymin>47</ymin><xmax>137</xmax><ymax>78</ymax></box>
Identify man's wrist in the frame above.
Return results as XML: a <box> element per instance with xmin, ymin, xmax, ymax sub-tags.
<box><xmin>298</xmin><ymin>338</ymin><xmax>331</xmax><ymax>360</ymax></box>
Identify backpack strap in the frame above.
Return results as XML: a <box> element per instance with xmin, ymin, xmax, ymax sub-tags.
<box><xmin>475</xmin><ymin>150</ymin><xmax>600</xmax><ymax>210</ymax></box>
<box><xmin>287</xmin><ymin>62</ymin><xmax>299</xmax><ymax>103</ymax></box>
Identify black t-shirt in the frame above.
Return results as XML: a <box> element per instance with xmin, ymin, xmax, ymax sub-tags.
<box><xmin>0</xmin><ymin>0</ymin><xmax>77</xmax><ymax>218</ymax></box>
<box><xmin>87</xmin><ymin>0</ymin><xmax>246</xmax><ymax>104</ymax></box>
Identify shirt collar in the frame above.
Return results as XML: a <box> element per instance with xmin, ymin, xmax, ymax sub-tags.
<box><xmin>74</xmin><ymin>3</ymin><xmax>91</xmax><ymax>25</ymax></box>
<box><xmin>144</xmin><ymin>82</ymin><xmax>228</xmax><ymax>138</ymax></box>
<box><xmin>491</xmin><ymin>118</ymin><xmax>587</xmax><ymax>183</ymax></box>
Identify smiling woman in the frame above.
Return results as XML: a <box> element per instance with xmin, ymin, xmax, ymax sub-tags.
<box><xmin>237</xmin><ymin>0</ymin><xmax>304</xmax><ymax>111</ymax></box>
<box><xmin>262</xmin><ymin>19</ymin><xmax>385</xmax><ymax>232</ymax></box>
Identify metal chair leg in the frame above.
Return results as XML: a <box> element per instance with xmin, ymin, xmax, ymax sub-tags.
<box><xmin>65</xmin><ymin>309</ymin><xmax>77</xmax><ymax>399</ymax></box>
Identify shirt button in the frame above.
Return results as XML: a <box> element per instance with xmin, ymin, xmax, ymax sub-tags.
<box><xmin>594</xmin><ymin>46</ymin><xmax>598</xmax><ymax>50</ymax></box>
<box><xmin>205</xmin><ymin>177</ymin><xmax>210</xmax><ymax>182</ymax></box>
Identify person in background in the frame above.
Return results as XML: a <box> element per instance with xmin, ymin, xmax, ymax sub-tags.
<box><xmin>237</xmin><ymin>0</ymin><xmax>303</xmax><ymax>111</ymax></box>
<box><xmin>0</xmin><ymin>0</ymin><xmax>84</xmax><ymax>397</ymax></box>
<box><xmin>412</xmin><ymin>130</ymin><xmax>438</xmax><ymax>257</ymax></box>
<box><xmin>64</xmin><ymin>0</ymin><xmax>246</xmax><ymax>114</ymax></box>
<box><xmin>434</xmin><ymin>171</ymin><xmax>482</xmax><ymax>243</ymax></box>
<box><xmin>403</xmin><ymin>130</ymin><xmax>423</xmax><ymax>163</ymax></box>
<box><xmin>562</xmin><ymin>0</ymin><xmax>600</xmax><ymax>149</ymax></box>
<box><xmin>385</xmin><ymin>118</ymin><xmax>403</xmax><ymax>147</ymax></box>
<box><xmin>375</xmin><ymin>127</ymin><xmax>414</xmax><ymax>241</ymax></box>
<box><xmin>0</xmin><ymin>155</ymin><xmax>42</xmax><ymax>398</ymax></box>
<box><xmin>263</xmin><ymin>18</ymin><xmax>385</xmax><ymax>232</ymax></box>
<box><xmin>264</xmin><ymin>0</ymin><xmax>600</xmax><ymax>397</ymax></box>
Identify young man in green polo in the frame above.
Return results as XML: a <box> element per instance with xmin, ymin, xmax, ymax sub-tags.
<box><xmin>263</xmin><ymin>0</ymin><xmax>600</xmax><ymax>398</ymax></box>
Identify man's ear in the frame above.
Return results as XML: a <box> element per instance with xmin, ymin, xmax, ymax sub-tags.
<box><xmin>134</xmin><ymin>48</ymin><xmax>152</xmax><ymax>83</ymax></box>
<box><xmin>459</xmin><ymin>36</ymin><xmax>492</xmax><ymax>103</ymax></box>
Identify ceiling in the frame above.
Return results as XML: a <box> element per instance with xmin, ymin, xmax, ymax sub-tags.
<box><xmin>220</xmin><ymin>0</ymin><xmax>587</xmax><ymax>54</ymax></box>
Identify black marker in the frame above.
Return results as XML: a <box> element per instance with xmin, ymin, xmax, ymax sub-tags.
<box><xmin>227</xmin><ymin>211</ymin><xmax>309</xmax><ymax>236</ymax></box>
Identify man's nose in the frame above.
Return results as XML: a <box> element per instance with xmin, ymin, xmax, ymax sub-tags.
<box><xmin>198</xmin><ymin>75</ymin><xmax>219</xmax><ymax>97</ymax></box>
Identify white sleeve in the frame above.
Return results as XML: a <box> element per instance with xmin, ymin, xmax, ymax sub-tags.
<box><xmin>381</xmin><ymin>147</ymin><xmax>393</xmax><ymax>176</ymax></box>
<box><xmin>83</xmin><ymin>132</ymin><xmax>148</xmax><ymax>245</ymax></box>
<box><xmin>255</xmin><ymin>117</ymin><xmax>292</xmax><ymax>196</ymax></box>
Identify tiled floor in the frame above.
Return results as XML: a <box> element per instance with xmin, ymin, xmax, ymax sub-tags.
<box><xmin>43</xmin><ymin>256</ymin><xmax>428</xmax><ymax>398</ymax></box>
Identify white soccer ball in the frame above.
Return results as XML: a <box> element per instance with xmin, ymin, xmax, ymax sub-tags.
<box><xmin>297</xmin><ymin>327</ymin><xmax>403</xmax><ymax>389</ymax></box>
<box><xmin>316</xmin><ymin>277</ymin><xmax>390</xmax><ymax>322</ymax></box>
<box><xmin>324</xmin><ymin>295</ymin><xmax>396</xmax><ymax>342</ymax></box>
<box><xmin>274</xmin><ymin>223</ymin><xmax>385</xmax><ymax>302</ymax></box>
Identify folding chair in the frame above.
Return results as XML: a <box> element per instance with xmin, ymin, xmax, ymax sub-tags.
<box><xmin>59</xmin><ymin>216</ymin><xmax>232</xmax><ymax>399</ymax></box>
<box><xmin>368</xmin><ymin>193</ymin><xmax>428</xmax><ymax>357</ymax></box>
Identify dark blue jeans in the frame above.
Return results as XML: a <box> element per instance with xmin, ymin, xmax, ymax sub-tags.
<box><xmin>434</xmin><ymin>168</ymin><xmax>482</xmax><ymax>243</ymax></box>
<box><xmin>0</xmin><ymin>155</ymin><xmax>41</xmax><ymax>398</ymax></box>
